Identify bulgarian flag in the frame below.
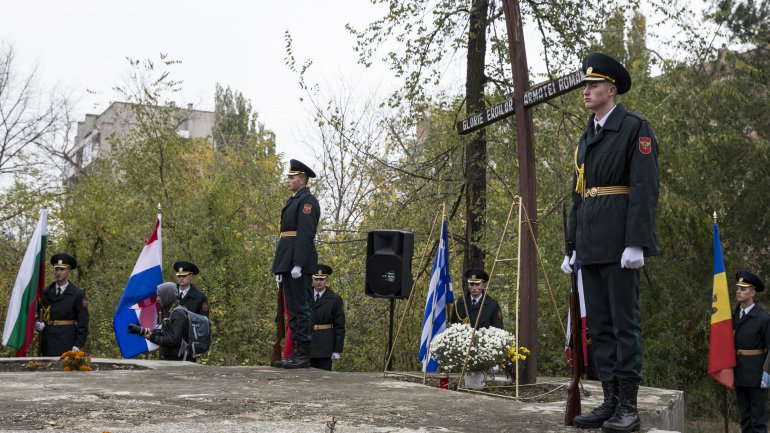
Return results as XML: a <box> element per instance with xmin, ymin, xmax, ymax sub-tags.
<box><xmin>708</xmin><ymin>222</ymin><xmax>735</xmax><ymax>388</ymax></box>
<box><xmin>2</xmin><ymin>209</ymin><xmax>48</xmax><ymax>356</ymax></box>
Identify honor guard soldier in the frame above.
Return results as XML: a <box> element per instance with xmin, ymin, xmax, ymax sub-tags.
<box><xmin>173</xmin><ymin>260</ymin><xmax>209</xmax><ymax>316</ymax></box>
<box><xmin>309</xmin><ymin>264</ymin><xmax>346</xmax><ymax>371</ymax></box>
<box><xmin>733</xmin><ymin>270</ymin><xmax>770</xmax><ymax>433</ymax></box>
<box><xmin>35</xmin><ymin>253</ymin><xmax>89</xmax><ymax>356</ymax></box>
<box><xmin>561</xmin><ymin>52</ymin><xmax>660</xmax><ymax>433</ymax></box>
<box><xmin>451</xmin><ymin>269</ymin><xmax>503</xmax><ymax>329</ymax></box>
<box><xmin>272</xmin><ymin>159</ymin><xmax>321</xmax><ymax>369</ymax></box>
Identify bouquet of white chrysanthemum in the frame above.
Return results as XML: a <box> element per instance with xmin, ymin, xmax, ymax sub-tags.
<box><xmin>429</xmin><ymin>323</ymin><xmax>516</xmax><ymax>373</ymax></box>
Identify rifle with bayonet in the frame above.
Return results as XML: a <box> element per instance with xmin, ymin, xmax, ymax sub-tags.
<box><xmin>564</xmin><ymin>202</ymin><xmax>584</xmax><ymax>425</ymax></box>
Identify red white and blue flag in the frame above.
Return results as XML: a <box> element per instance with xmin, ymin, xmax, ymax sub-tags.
<box><xmin>113</xmin><ymin>215</ymin><xmax>162</xmax><ymax>358</ymax></box>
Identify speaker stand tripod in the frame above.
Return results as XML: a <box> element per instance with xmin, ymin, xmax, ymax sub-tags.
<box><xmin>387</xmin><ymin>298</ymin><xmax>395</xmax><ymax>371</ymax></box>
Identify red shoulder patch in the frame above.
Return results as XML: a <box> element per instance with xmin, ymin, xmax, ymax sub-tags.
<box><xmin>639</xmin><ymin>137</ymin><xmax>652</xmax><ymax>155</ymax></box>
<box><xmin>303</xmin><ymin>204</ymin><xmax>312</xmax><ymax>214</ymax></box>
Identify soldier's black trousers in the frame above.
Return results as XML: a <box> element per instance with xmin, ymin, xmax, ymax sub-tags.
<box><xmin>736</xmin><ymin>386</ymin><xmax>768</xmax><ymax>433</ymax></box>
<box><xmin>581</xmin><ymin>263</ymin><xmax>642</xmax><ymax>384</ymax></box>
<box><xmin>281</xmin><ymin>273</ymin><xmax>313</xmax><ymax>345</ymax></box>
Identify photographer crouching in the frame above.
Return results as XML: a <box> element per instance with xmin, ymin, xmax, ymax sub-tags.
<box><xmin>128</xmin><ymin>282</ymin><xmax>189</xmax><ymax>361</ymax></box>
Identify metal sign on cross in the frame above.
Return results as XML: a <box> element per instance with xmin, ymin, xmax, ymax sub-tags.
<box><xmin>455</xmin><ymin>70</ymin><xmax>584</xmax><ymax>135</ymax></box>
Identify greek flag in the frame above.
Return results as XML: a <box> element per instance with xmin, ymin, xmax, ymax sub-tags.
<box><xmin>419</xmin><ymin>220</ymin><xmax>453</xmax><ymax>372</ymax></box>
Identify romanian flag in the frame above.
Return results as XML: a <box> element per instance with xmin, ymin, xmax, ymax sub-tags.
<box><xmin>708</xmin><ymin>223</ymin><xmax>735</xmax><ymax>388</ymax></box>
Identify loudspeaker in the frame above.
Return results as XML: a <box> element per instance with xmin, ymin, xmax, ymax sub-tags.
<box><xmin>365</xmin><ymin>229</ymin><xmax>414</xmax><ymax>299</ymax></box>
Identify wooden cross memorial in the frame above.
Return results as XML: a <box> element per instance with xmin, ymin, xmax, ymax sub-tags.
<box><xmin>454</xmin><ymin>0</ymin><xmax>585</xmax><ymax>387</ymax></box>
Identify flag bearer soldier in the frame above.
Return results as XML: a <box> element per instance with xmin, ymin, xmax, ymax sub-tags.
<box><xmin>560</xmin><ymin>52</ymin><xmax>660</xmax><ymax>433</ymax></box>
<box><xmin>733</xmin><ymin>271</ymin><xmax>770</xmax><ymax>433</ymax></box>
<box><xmin>450</xmin><ymin>269</ymin><xmax>503</xmax><ymax>329</ymax></box>
<box><xmin>272</xmin><ymin>159</ymin><xmax>321</xmax><ymax>369</ymax></box>
<box><xmin>35</xmin><ymin>253</ymin><xmax>89</xmax><ymax>356</ymax></box>
<box><xmin>309</xmin><ymin>264</ymin><xmax>346</xmax><ymax>371</ymax></box>
<box><xmin>173</xmin><ymin>260</ymin><xmax>209</xmax><ymax>316</ymax></box>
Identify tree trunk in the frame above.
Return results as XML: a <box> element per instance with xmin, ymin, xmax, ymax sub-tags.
<box><xmin>464</xmin><ymin>0</ymin><xmax>489</xmax><ymax>273</ymax></box>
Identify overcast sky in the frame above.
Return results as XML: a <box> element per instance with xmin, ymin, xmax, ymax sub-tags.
<box><xmin>1</xmin><ymin>1</ymin><xmax>712</xmax><ymax>168</ymax></box>
<box><xmin>0</xmin><ymin>0</ymin><xmax>401</xmax><ymax>161</ymax></box>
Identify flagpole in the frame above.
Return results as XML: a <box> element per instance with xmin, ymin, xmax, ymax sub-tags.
<box><xmin>723</xmin><ymin>386</ymin><xmax>728</xmax><ymax>433</ymax></box>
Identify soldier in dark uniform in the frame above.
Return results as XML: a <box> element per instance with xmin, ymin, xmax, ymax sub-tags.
<box><xmin>732</xmin><ymin>270</ymin><xmax>770</xmax><ymax>433</ymax></box>
<box><xmin>129</xmin><ymin>282</ymin><xmax>190</xmax><ymax>361</ymax></box>
<box><xmin>450</xmin><ymin>269</ymin><xmax>503</xmax><ymax>329</ymax></box>
<box><xmin>272</xmin><ymin>159</ymin><xmax>320</xmax><ymax>369</ymax></box>
<box><xmin>308</xmin><ymin>264</ymin><xmax>345</xmax><ymax>371</ymax></box>
<box><xmin>173</xmin><ymin>260</ymin><xmax>209</xmax><ymax>316</ymax></box>
<box><xmin>561</xmin><ymin>52</ymin><xmax>660</xmax><ymax>432</ymax></box>
<box><xmin>34</xmin><ymin>253</ymin><xmax>89</xmax><ymax>356</ymax></box>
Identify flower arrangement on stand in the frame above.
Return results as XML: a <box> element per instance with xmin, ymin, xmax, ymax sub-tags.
<box><xmin>60</xmin><ymin>350</ymin><xmax>93</xmax><ymax>372</ymax></box>
<box><xmin>501</xmin><ymin>345</ymin><xmax>530</xmax><ymax>384</ymax></box>
<box><xmin>429</xmin><ymin>323</ymin><xmax>516</xmax><ymax>388</ymax></box>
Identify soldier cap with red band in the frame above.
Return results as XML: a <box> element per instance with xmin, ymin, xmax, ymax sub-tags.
<box><xmin>287</xmin><ymin>159</ymin><xmax>316</xmax><ymax>178</ymax></box>
<box><xmin>582</xmin><ymin>52</ymin><xmax>631</xmax><ymax>95</ymax></box>
<box><xmin>736</xmin><ymin>270</ymin><xmax>765</xmax><ymax>292</ymax></box>
<box><xmin>51</xmin><ymin>253</ymin><xmax>77</xmax><ymax>270</ymax></box>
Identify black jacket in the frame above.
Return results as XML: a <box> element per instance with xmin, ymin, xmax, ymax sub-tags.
<box><xmin>733</xmin><ymin>303</ymin><xmax>770</xmax><ymax>387</ymax></box>
<box><xmin>39</xmin><ymin>281</ymin><xmax>89</xmax><ymax>356</ymax></box>
<box><xmin>451</xmin><ymin>293</ymin><xmax>504</xmax><ymax>329</ymax></box>
<box><xmin>309</xmin><ymin>288</ymin><xmax>346</xmax><ymax>358</ymax></box>
<box><xmin>179</xmin><ymin>285</ymin><xmax>209</xmax><ymax>316</ymax></box>
<box><xmin>149</xmin><ymin>306</ymin><xmax>188</xmax><ymax>361</ymax></box>
<box><xmin>272</xmin><ymin>186</ymin><xmax>320</xmax><ymax>274</ymax></box>
<box><xmin>568</xmin><ymin>104</ymin><xmax>660</xmax><ymax>265</ymax></box>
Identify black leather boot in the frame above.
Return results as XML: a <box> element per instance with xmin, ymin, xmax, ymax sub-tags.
<box><xmin>272</xmin><ymin>356</ymin><xmax>289</xmax><ymax>368</ymax></box>
<box><xmin>602</xmin><ymin>381</ymin><xmax>640</xmax><ymax>433</ymax></box>
<box><xmin>283</xmin><ymin>342</ymin><xmax>310</xmax><ymax>369</ymax></box>
<box><xmin>573</xmin><ymin>381</ymin><xmax>619</xmax><ymax>429</ymax></box>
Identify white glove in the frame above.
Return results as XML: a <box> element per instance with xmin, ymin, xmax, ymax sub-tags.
<box><xmin>331</xmin><ymin>352</ymin><xmax>341</xmax><ymax>361</ymax></box>
<box><xmin>275</xmin><ymin>274</ymin><xmax>282</xmax><ymax>284</ymax></box>
<box><xmin>291</xmin><ymin>265</ymin><xmax>302</xmax><ymax>279</ymax></box>
<box><xmin>560</xmin><ymin>251</ymin><xmax>576</xmax><ymax>274</ymax></box>
<box><xmin>490</xmin><ymin>365</ymin><xmax>500</xmax><ymax>374</ymax></box>
<box><xmin>72</xmin><ymin>346</ymin><xmax>80</xmax><ymax>352</ymax></box>
<box><xmin>762</xmin><ymin>372</ymin><xmax>770</xmax><ymax>389</ymax></box>
<box><xmin>620</xmin><ymin>246</ymin><xmax>644</xmax><ymax>269</ymax></box>
<box><xmin>35</xmin><ymin>321</ymin><xmax>45</xmax><ymax>332</ymax></box>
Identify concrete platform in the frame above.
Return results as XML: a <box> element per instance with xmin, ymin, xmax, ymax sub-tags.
<box><xmin>0</xmin><ymin>358</ymin><xmax>683</xmax><ymax>432</ymax></box>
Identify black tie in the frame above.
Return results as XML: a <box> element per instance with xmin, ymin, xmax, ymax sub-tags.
<box><xmin>57</xmin><ymin>287</ymin><xmax>62</xmax><ymax>296</ymax></box>
<box><xmin>315</xmin><ymin>294</ymin><xmax>320</xmax><ymax>302</ymax></box>
<box><xmin>740</xmin><ymin>310</ymin><xmax>746</xmax><ymax>319</ymax></box>
<box><xmin>471</xmin><ymin>299</ymin><xmax>477</xmax><ymax>307</ymax></box>
<box><xmin>595</xmin><ymin>124</ymin><xmax>602</xmax><ymax>134</ymax></box>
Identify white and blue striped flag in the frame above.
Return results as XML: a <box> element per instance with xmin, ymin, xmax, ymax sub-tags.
<box><xmin>419</xmin><ymin>220</ymin><xmax>454</xmax><ymax>372</ymax></box>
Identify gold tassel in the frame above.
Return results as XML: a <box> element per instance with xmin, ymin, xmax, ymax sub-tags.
<box><xmin>573</xmin><ymin>145</ymin><xmax>585</xmax><ymax>196</ymax></box>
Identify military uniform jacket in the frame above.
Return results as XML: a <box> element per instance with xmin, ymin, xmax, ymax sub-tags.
<box><xmin>451</xmin><ymin>293</ymin><xmax>503</xmax><ymax>329</ymax></box>
<box><xmin>179</xmin><ymin>285</ymin><xmax>209</xmax><ymax>317</ymax></box>
<box><xmin>733</xmin><ymin>303</ymin><xmax>770</xmax><ymax>387</ymax></box>
<box><xmin>568</xmin><ymin>104</ymin><xmax>660</xmax><ymax>265</ymax></box>
<box><xmin>272</xmin><ymin>186</ymin><xmax>320</xmax><ymax>273</ymax></box>
<box><xmin>39</xmin><ymin>281</ymin><xmax>89</xmax><ymax>356</ymax></box>
<box><xmin>149</xmin><ymin>307</ymin><xmax>188</xmax><ymax>360</ymax></box>
<box><xmin>309</xmin><ymin>288</ymin><xmax>346</xmax><ymax>358</ymax></box>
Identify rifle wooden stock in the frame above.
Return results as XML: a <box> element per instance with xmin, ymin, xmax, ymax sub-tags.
<box><xmin>271</xmin><ymin>285</ymin><xmax>286</xmax><ymax>364</ymax></box>
<box><xmin>565</xmin><ymin>271</ymin><xmax>584</xmax><ymax>425</ymax></box>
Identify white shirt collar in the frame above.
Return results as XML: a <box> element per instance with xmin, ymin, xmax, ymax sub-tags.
<box><xmin>56</xmin><ymin>282</ymin><xmax>69</xmax><ymax>292</ymax></box>
<box><xmin>742</xmin><ymin>303</ymin><xmax>755</xmax><ymax>316</ymax></box>
<box><xmin>594</xmin><ymin>104</ymin><xmax>618</xmax><ymax>129</ymax></box>
<box><xmin>314</xmin><ymin>289</ymin><xmax>326</xmax><ymax>299</ymax></box>
<box><xmin>179</xmin><ymin>287</ymin><xmax>190</xmax><ymax>298</ymax></box>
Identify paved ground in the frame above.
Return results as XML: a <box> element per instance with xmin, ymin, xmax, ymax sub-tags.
<box><xmin>0</xmin><ymin>358</ymin><xmax>683</xmax><ymax>433</ymax></box>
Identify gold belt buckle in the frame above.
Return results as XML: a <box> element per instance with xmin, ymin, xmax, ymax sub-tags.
<box><xmin>589</xmin><ymin>187</ymin><xmax>598</xmax><ymax>197</ymax></box>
